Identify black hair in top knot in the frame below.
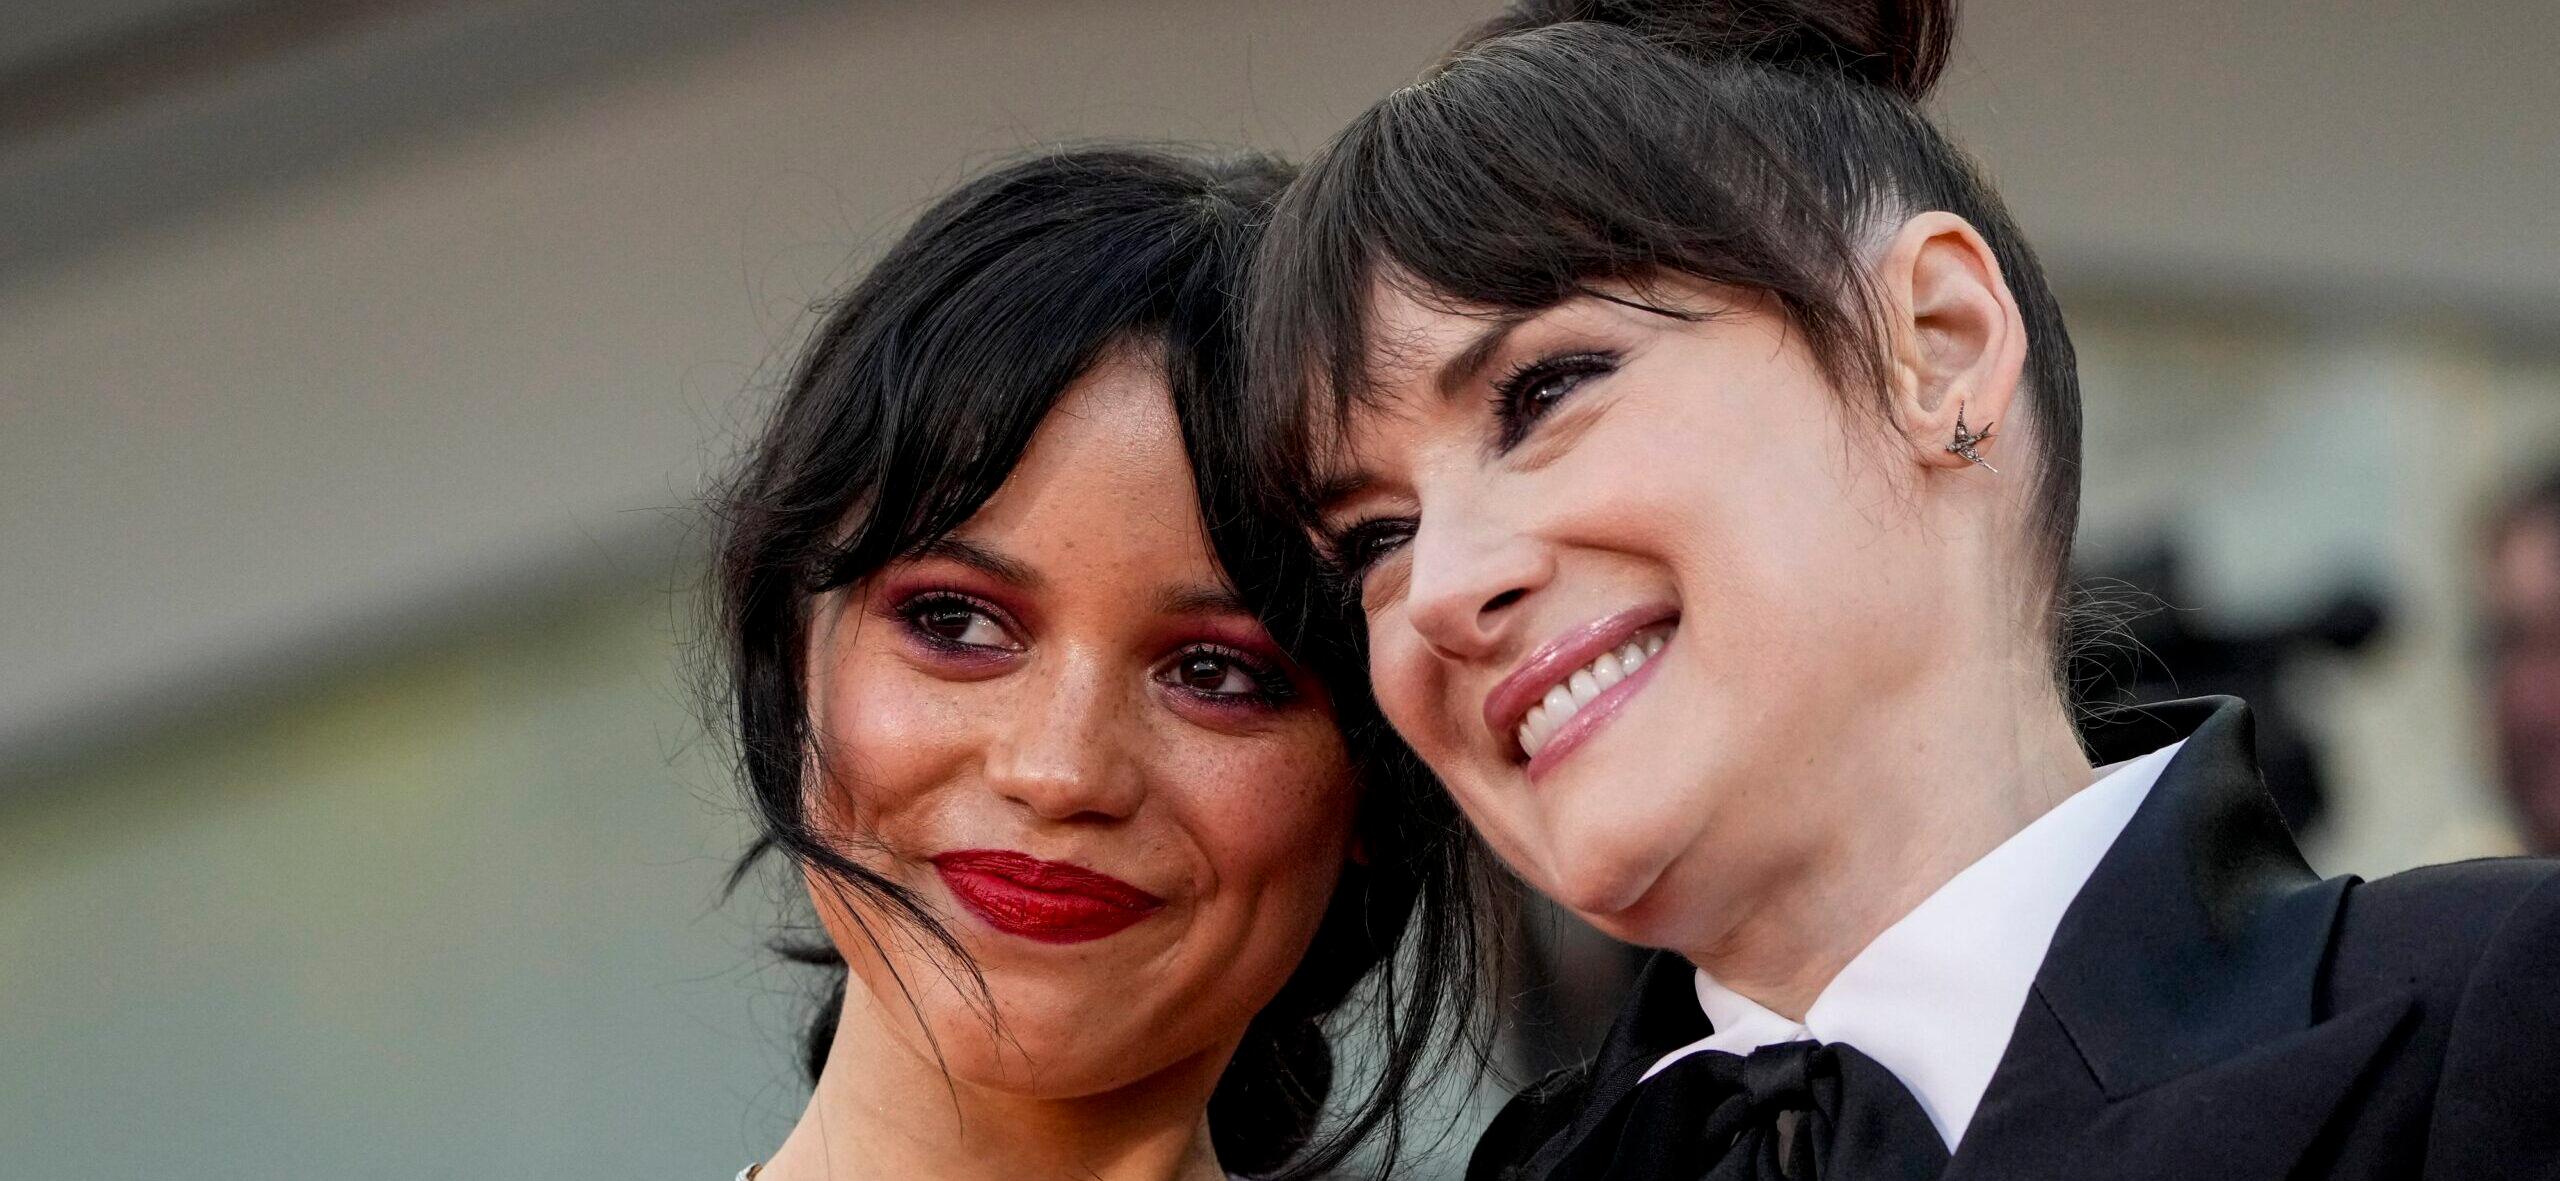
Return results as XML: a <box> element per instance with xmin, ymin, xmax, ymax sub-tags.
<box><xmin>1453</xmin><ymin>0</ymin><xmax>1954</xmax><ymax>102</ymax></box>
<box><xmin>1251</xmin><ymin>0</ymin><xmax>2089</xmax><ymax>673</ymax></box>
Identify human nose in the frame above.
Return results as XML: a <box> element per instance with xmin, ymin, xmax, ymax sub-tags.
<box><xmin>1401</xmin><ymin>499</ymin><xmax>1552</xmax><ymax>663</ymax></box>
<box><xmin>983</xmin><ymin>653</ymin><xmax>1144</xmax><ymax>822</ymax></box>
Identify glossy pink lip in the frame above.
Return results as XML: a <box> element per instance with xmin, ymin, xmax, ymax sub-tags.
<box><xmin>931</xmin><ymin>850</ymin><xmax>1165</xmax><ymax>945</ymax></box>
<box><xmin>1482</xmin><ymin>604</ymin><xmax>1679</xmax><ymax>762</ymax></box>
<box><xmin>1524</xmin><ymin>653</ymin><xmax>1666</xmax><ymax>781</ymax></box>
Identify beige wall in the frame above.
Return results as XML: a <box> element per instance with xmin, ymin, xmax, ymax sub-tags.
<box><xmin>0</xmin><ymin>580</ymin><xmax>786</xmax><ymax>1177</ymax></box>
<box><xmin>7</xmin><ymin>0</ymin><xmax>2558</xmax><ymax>773</ymax></box>
<box><xmin>0</xmin><ymin>0</ymin><xmax>1485</xmax><ymax>767</ymax></box>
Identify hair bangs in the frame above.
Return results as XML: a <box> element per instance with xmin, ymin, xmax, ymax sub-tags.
<box><xmin>1254</xmin><ymin>17</ymin><xmax>2084</xmax><ymax>629</ymax></box>
<box><xmin>714</xmin><ymin>145</ymin><xmax>1501</xmax><ymax>1181</ymax></box>
<box><xmin>1254</xmin><ymin>24</ymin><xmax>1887</xmax><ymax>459</ymax></box>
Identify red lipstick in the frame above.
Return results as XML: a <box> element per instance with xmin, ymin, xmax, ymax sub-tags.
<box><xmin>931</xmin><ymin>850</ymin><xmax>1165</xmax><ymax>944</ymax></box>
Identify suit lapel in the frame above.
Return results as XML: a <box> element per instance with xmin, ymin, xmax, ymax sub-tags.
<box><xmin>1515</xmin><ymin>949</ymin><xmax>1710</xmax><ymax>1179</ymax></box>
<box><xmin>1954</xmin><ymin>986</ymin><xmax>2412</xmax><ymax>1180</ymax></box>
<box><xmin>1951</xmin><ymin>698</ymin><xmax>2412</xmax><ymax>1181</ymax></box>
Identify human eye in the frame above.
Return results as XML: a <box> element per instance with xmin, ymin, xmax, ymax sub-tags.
<box><xmin>894</xmin><ymin>592</ymin><xmax>1021</xmax><ymax>652</ymax></box>
<box><xmin>1490</xmin><ymin>350</ymin><xmax>1619</xmax><ymax>449</ymax></box>
<box><xmin>1158</xmin><ymin>645</ymin><xmax>1296</xmax><ymax>708</ymax></box>
<box><xmin>1324</xmin><ymin>516</ymin><xmax>1418</xmax><ymax>592</ymax></box>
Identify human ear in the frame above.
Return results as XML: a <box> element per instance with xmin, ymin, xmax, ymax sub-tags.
<box><xmin>1877</xmin><ymin>212</ymin><xmax>2027</xmax><ymax>473</ymax></box>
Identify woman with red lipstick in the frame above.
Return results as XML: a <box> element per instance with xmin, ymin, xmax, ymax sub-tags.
<box><xmin>708</xmin><ymin>148</ymin><xmax>1492</xmax><ymax>1181</ymax></box>
<box><xmin>1248</xmin><ymin>2</ymin><xmax>2560</xmax><ymax>1179</ymax></box>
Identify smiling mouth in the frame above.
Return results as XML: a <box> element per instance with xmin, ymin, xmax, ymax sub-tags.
<box><xmin>1516</xmin><ymin>625</ymin><xmax>1671</xmax><ymax>759</ymax></box>
<box><xmin>1482</xmin><ymin>604</ymin><xmax>1681</xmax><ymax>781</ymax></box>
<box><xmin>931</xmin><ymin>850</ymin><xmax>1165</xmax><ymax>944</ymax></box>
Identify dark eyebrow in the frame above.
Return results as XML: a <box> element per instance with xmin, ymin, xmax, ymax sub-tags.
<box><xmin>1429</xmin><ymin>292</ymin><xmax>1699</xmax><ymax>405</ymax></box>
<box><xmin>1155</xmin><ymin>582</ymin><xmax>1252</xmax><ymax>618</ymax></box>
<box><xmin>1305</xmin><ymin>312</ymin><xmax>1531</xmax><ymax>520</ymax></box>
<box><xmin>912</xmin><ymin>535</ymin><xmax>1042</xmax><ymax>589</ymax></box>
<box><xmin>1433</xmin><ymin>311</ymin><xmax>1535</xmax><ymax>402</ymax></box>
<box><xmin>1313</xmin><ymin>306</ymin><xmax>1583</xmax><ymax>520</ymax></box>
<box><xmin>1311</xmin><ymin>470</ymin><xmax>1370</xmax><ymax>520</ymax></box>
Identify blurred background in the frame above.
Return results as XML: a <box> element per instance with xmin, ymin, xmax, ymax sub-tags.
<box><xmin>3</xmin><ymin>1</ymin><xmax>2556</xmax><ymax>1176</ymax></box>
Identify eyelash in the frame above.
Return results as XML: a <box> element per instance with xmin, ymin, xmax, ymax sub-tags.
<box><xmin>1323</xmin><ymin>349</ymin><xmax>1621</xmax><ymax>592</ymax></box>
<box><xmin>890</xmin><ymin>592</ymin><xmax>1295</xmax><ymax>708</ymax></box>
<box><xmin>1161</xmin><ymin>644</ymin><xmax>1298</xmax><ymax>709</ymax></box>
<box><xmin>1325</xmin><ymin>518</ymin><xmax>1416</xmax><ymax>590</ymax></box>
<box><xmin>894</xmin><ymin>591</ymin><xmax>1020</xmax><ymax>653</ymax></box>
<box><xmin>1490</xmin><ymin>349</ymin><xmax>1619</xmax><ymax>449</ymax></box>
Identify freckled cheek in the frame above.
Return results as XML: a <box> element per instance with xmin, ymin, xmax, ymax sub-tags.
<box><xmin>809</xmin><ymin>669</ymin><xmax>984</xmax><ymax>838</ymax></box>
<box><xmin>1160</xmin><ymin>734</ymin><xmax>1356</xmax><ymax>937</ymax></box>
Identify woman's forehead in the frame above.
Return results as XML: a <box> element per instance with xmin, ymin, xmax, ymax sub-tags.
<box><xmin>1356</xmin><ymin>273</ymin><xmax>1516</xmax><ymax>378</ymax></box>
<box><xmin>1349</xmin><ymin>271</ymin><xmax>1722</xmax><ymax>390</ymax></box>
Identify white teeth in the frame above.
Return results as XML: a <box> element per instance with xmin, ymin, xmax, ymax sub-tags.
<box><xmin>1512</xmin><ymin>626</ymin><xmax>1674</xmax><ymax>760</ymax></box>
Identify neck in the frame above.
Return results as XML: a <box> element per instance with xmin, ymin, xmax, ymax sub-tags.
<box><xmin>1677</xmin><ymin>644</ymin><xmax>2095</xmax><ymax>1020</ymax></box>
<box><xmin>758</xmin><ymin>978</ymin><xmax>1231</xmax><ymax>1181</ymax></box>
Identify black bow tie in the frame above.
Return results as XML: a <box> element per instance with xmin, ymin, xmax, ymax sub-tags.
<box><xmin>1544</xmin><ymin>1039</ymin><xmax>1950</xmax><ymax>1181</ymax></box>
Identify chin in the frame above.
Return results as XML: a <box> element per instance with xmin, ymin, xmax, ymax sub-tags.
<box><xmin>862</xmin><ymin>941</ymin><xmax>1173</xmax><ymax>1090</ymax></box>
<box><xmin>1527</xmin><ymin>752</ymin><xmax>1732</xmax><ymax>943</ymax></box>
<box><xmin>1535</xmin><ymin>810</ymin><xmax>1676</xmax><ymax>927</ymax></box>
<box><xmin>1573</xmin><ymin>875</ymin><xmax>1706</xmax><ymax>951</ymax></box>
<box><xmin>947</xmin><ymin>993</ymin><xmax>1173</xmax><ymax>1097</ymax></box>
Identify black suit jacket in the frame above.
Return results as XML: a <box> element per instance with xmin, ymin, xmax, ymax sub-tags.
<box><xmin>1470</xmin><ymin>698</ymin><xmax>2560</xmax><ymax>1180</ymax></box>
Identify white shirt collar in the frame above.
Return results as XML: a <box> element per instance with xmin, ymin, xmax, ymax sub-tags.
<box><xmin>1637</xmin><ymin>739</ymin><xmax>2185</xmax><ymax>1150</ymax></box>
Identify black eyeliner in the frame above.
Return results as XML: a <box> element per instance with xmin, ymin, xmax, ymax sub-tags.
<box><xmin>1489</xmin><ymin>349</ymin><xmax>1619</xmax><ymax>448</ymax></box>
<box><xmin>1167</xmin><ymin>643</ymin><xmax>1300</xmax><ymax>707</ymax></box>
<box><xmin>890</xmin><ymin>590</ymin><xmax>1017</xmax><ymax>653</ymax></box>
<box><xmin>1325</xmin><ymin>517</ymin><xmax>1417</xmax><ymax>586</ymax></box>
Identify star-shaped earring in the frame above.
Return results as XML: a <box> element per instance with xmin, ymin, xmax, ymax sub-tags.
<box><xmin>1946</xmin><ymin>403</ymin><xmax>1998</xmax><ymax>473</ymax></box>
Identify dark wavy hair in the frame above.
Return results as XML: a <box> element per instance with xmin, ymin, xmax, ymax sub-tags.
<box><xmin>706</xmin><ymin>145</ymin><xmax>1497</xmax><ymax>1179</ymax></box>
<box><xmin>1249</xmin><ymin>0</ymin><xmax>2085</xmax><ymax>657</ymax></box>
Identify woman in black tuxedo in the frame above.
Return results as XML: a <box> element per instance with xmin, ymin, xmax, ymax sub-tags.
<box><xmin>1244</xmin><ymin>2</ymin><xmax>2560</xmax><ymax>1177</ymax></box>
